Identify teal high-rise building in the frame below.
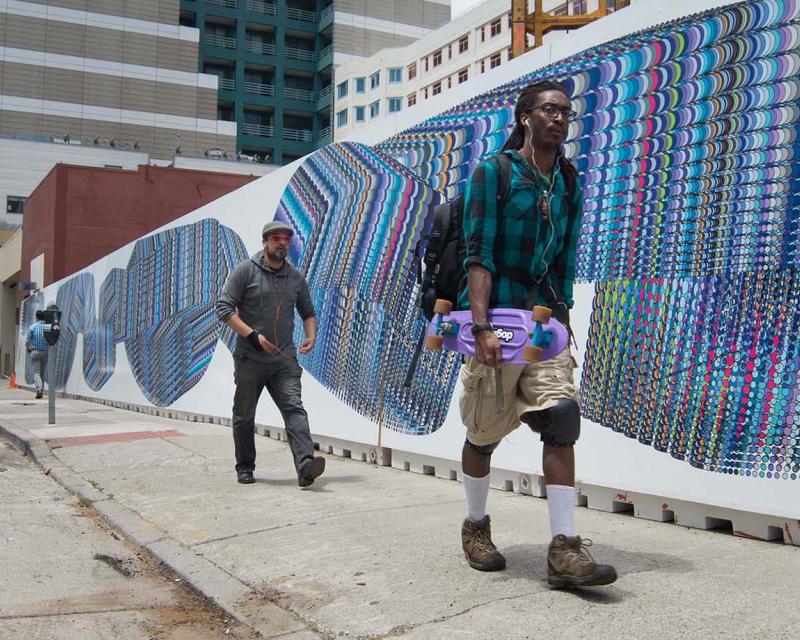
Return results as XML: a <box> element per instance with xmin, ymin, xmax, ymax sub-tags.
<box><xmin>180</xmin><ymin>0</ymin><xmax>451</xmax><ymax>165</ymax></box>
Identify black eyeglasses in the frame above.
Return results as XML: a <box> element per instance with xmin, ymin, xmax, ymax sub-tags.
<box><xmin>530</xmin><ymin>103</ymin><xmax>578</xmax><ymax>121</ymax></box>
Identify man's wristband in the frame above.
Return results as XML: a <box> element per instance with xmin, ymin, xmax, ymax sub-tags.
<box><xmin>246</xmin><ymin>330</ymin><xmax>264</xmax><ymax>351</ymax></box>
<box><xmin>471</xmin><ymin>322</ymin><xmax>494</xmax><ymax>336</ymax></box>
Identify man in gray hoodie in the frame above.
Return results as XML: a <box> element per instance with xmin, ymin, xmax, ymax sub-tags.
<box><xmin>216</xmin><ymin>220</ymin><xmax>325</xmax><ymax>487</ymax></box>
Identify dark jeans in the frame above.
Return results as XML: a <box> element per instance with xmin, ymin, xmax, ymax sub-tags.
<box><xmin>232</xmin><ymin>354</ymin><xmax>315</xmax><ymax>474</ymax></box>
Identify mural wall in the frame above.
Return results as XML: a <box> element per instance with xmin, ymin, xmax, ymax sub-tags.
<box><xmin>18</xmin><ymin>0</ymin><xmax>799</xmax><ymax>518</ymax></box>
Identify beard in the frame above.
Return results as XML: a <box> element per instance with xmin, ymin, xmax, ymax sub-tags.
<box><xmin>266</xmin><ymin>245</ymin><xmax>287</xmax><ymax>263</ymax></box>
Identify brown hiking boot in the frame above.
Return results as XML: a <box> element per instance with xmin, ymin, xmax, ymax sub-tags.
<box><xmin>547</xmin><ymin>535</ymin><xmax>617</xmax><ymax>588</ymax></box>
<box><xmin>462</xmin><ymin>515</ymin><xmax>506</xmax><ymax>571</ymax></box>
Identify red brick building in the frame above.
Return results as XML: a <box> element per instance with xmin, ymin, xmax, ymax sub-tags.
<box><xmin>21</xmin><ymin>164</ymin><xmax>256</xmax><ymax>288</ymax></box>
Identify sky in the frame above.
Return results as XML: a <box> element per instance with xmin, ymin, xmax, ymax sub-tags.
<box><xmin>450</xmin><ymin>0</ymin><xmax>488</xmax><ymax>19</ymax></box>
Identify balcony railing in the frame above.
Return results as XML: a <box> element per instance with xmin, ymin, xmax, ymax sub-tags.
<box><xmin>245</xmin><ymin>40</ymin><xmax>276</xmax><ymax>55</ymax></box>
<box><xmin>319</xmin><ymin>84</ymin><xmax>332</xmax><ymax>99</ymax></box>
<box><xmin>321</xmin><ymin>3</ymin><xmax>334</xmax><ymax>19</ymax></box>
<box><xmin>283</xmin><ymin>127</ymin><xmax>313</xmax><ymax>142</ymax></box>
<box><xmin>218</xmin><ymin>77</ymin><xmax>235</xmax><ymax>91</ymax></box>
<box><xmin>284</xmin><ymin>87</ymin><xmax>315</xmax><ymax>102</ymax></box>
<box><xmin>242</xmin><ymin>123</ymin><xmax>274</xmax><ymax>137</ymax></box>
<box><xmin>285</xmin><ymin>47</ymin><xmax>317</xmax><ymax>62</ymax></box>
<box><xmin>244</xmin><ymin>81</ymin><xmax>275</xmax><ymax>96</ymax></box>
<box><xmin>208</xmin><ymin>0</ymin><xmax>238</xmax><ymax>8</ymax></box>
<box><xmin>319</xmin><ymin>44</ymin><xmax>333</xmax><ymax>61</ymax></box>
<box><xmin>286</xmin><ymin>6</ymin><xmax>317</xmax><ymax>22</ymax></box>
<box><xmin>205</xmin><ymin>33</ymin><xmax>236</xmax><ymax>49</ymax></box>
<box><xmin>246</xmin><ymin>0</ymin><xmax>277</xmax><ymax>15</ymax></box>
<box><xmin>319</xmin><ymin>126</ymin><xmax>331</xmax><ymax>140</ymax></box>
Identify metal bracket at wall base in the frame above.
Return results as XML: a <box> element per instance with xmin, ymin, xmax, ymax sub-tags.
<box><xmin>575</xmin><ymin>483</ymin><xmax>800</xmax><ymax>546</ymax></box>
<box><xmin>265</xmin><ymin>430</ymin><xmax>392</xmax><ymax>467</ymax></box>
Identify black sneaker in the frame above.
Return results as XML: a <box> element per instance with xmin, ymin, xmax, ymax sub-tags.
<box><xmin>237</xmin><ymin>469</ymin><xmax>255</xmax><ymax>484</ymax></box>
<box><xmin>298</xmin><ymin>456</ymin><xmax>326</xmax><ymax>487</ymax></box>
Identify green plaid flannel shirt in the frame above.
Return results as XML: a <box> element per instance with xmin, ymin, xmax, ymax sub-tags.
<box><xmin>458</xmin><ymin>149</ymin><xmax>583</xmax><ymax>311</ymax></box>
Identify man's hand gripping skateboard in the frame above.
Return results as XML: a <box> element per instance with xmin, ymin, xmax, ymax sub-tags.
<box><xmin>425</xmin><ymin>300</ymin><xmax>569</xmax><ymax>412</ymax></box>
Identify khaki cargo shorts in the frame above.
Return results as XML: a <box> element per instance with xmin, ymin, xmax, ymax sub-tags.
<box><xmin>459</xmin><ymin>348</ymin><xmax>578</xmax><ymax>446</ymax></box>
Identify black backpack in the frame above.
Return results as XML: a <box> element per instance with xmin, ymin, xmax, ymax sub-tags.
<box><xmin>417</xmin><ymin>153</ymin><xmax>578</xmax><ymax>321</ymax></box>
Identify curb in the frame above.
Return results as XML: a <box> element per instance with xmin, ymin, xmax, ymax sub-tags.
<box><xmin>0</xmin><ymin>414</ymin><xmax>322</xmax><ymax>639</ymax></box>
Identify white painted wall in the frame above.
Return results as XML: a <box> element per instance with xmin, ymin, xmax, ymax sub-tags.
<box><xmin>16</xmin><ymin>0</ymin><xmax>798</xmax><ymax>530</ymax></box>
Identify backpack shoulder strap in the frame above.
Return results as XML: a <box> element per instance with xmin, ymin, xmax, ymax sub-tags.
<box><xmin>557</xmin><ymin>155</ymin><xmax>578</xmax><ymax>209</ymax></box>
<box><xmin>493</xmin><ymin>153</ymin><xmax>513</xmax><ymax>211</ymax></box>
<box><xmin>424</xmin><ymin>199</ymin><xmax>453</xmax><ymax>264</ymax></box>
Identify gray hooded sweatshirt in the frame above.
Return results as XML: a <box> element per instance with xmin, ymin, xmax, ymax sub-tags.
<box><xmin>216</xmin><ymin>251</ymin><xmax>315</xmax><ymax>362</ymax></box>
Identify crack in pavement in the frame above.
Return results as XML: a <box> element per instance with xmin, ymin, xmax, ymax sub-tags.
<box><xmin>194</xmin><ymin>498</ymin><xmax>466</xmax><ymax>547</ymax></box>
<box><xmin>0</xmin><ymin>605</ymin><xmax>172</xmax><ymax>620</ymax></box>
<box><xmin>359</xmin><ymin>589</ymin><xmax>550</xmax><ymax>639</ymax></box>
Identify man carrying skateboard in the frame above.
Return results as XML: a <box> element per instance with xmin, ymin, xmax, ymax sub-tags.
<box><xmin>458</xmin><ymin>80</ymin><xmax>617</xmax><ymax>587</ymax></box>
<box><xmin>216</xmin><ymin>220</ymin><xmax>326</xmax><ymax>487</ymax></box>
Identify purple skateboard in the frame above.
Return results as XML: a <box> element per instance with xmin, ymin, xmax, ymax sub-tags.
<box><xmin>425</xmin><ymin>303</ymin><xmax>569</xmax><ymax>365</ymax></box>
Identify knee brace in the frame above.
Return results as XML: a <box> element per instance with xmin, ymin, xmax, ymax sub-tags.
<box><xmin>465</xmin><ymin>439</ymin><xmax>500</xmax><ymax>457</ymax></box>
<box><xmin>523</xmin><ymin>399</ymin><xmax>581</xmax><ymax>446</ymax></box>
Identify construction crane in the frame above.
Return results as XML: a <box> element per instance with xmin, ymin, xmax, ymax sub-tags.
<box><xmin>511</xmin><ymin>0</ymin><xmax>631</xmax><ymax>58</ymax></box>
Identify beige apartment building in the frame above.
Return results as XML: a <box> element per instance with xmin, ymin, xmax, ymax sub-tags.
<box><xmin>0</xmin><ymin>0</ymin><xmax>236</xmax><ymax>164</ymax></box>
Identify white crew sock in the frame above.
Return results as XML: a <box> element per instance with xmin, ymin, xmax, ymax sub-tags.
<box><xmin>463</xmin><ymin>472</ymin><xmax>491</xmax><ymax>523</ymax></box>
<box><xmin>546</xmin><ymin>484</ymin><xmax>576</xmax><ymax>537</ymax></box>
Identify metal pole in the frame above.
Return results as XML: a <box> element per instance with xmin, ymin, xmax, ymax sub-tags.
<box><xmin>48</xmin><ymin>344</ymin><xmax>55</xmax><ymax>425</ymax></box>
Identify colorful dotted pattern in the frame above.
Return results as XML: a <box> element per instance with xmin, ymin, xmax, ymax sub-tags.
<box><xmin>582</xmin><ymin>273</ymin><xmax>800</xmax><ymax>478</ymax></box>
<box><xmin>21</xmin><ymin>220</ymin><xmax>247</xmax><ymax>406</ymax></box>
<box><xmin>275</xmin><ymin>142</ymin><xmax>456</xmax><ymax>435</ymax></box>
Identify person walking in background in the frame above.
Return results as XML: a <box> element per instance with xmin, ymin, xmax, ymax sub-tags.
<box><xmin>216</xmin><ymin>220</ymin><xmax>325</xmax><ymax>487</ymax></box>
<box><xmin>25</xmin><ymin>310</ymin><xmax>48</xmax><ymax>400</ymax></box>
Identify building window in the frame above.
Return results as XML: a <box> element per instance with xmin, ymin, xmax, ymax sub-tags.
<box><xmin>448</xmin><ymin>43</ymin><xmax>452</xmax><ymax>59</ymax></box>
<box><xmin>490</xmin><ymin>52</ymin><xmax>502</xmax><ymax>68</ymax></box>
<box><xmin>388</xmin><ymin>67</ymin><xmax>402</xmax><ymax>83</ymax></box>
<box><xmin>388</xmin><ymin>97</ymin><xmax>402</xmax><ymax>113</ymax></box>
<box><xmin>407</xmin><ymin>62</ymin><xmax>417</xmax><ymax>80</ymax></box>
<box><xmin>423</xmin><ymin>87</ymin><xmax>429</xmax><ymax>99</ymax></box>
<box><xmin>424</xmin><ymin>57</ymin><xmax>429</xmax><ymax>72</ymax></box>
<box><xmin>369</xmin><ymin>100</ymin><xmax>380</xmax><ymax>118</ymax></box>
<box><xmin>459</xmin><ymin>35</ymin><xmax>469</xmax><ymax>53</ymax></box>
<box><xmin>432</xmin><ymin>49</ymin><xmax>442</xmax><ymax>67</ymax></box>
<box><xmin>458</xmin><ymin>67</ymin><xmax>468</xmax><ymax>83</ymax></box>
<box><xmin>370</xmin><ymin>71</ymin><xmax>380</xmax><ymax>89</ymax></box>
<box><xmin>447</xmin><ymin>76</ymin><xmax>452</xmax><ymax>89</ymax></box>
<box><xmin>432</xmin><ymin>81</ymin><xmax>441</xmax><ymax>96</ymax></box>
<box><xmin>356</xmin><ymin>77</ymin><xmax>366</xmax><ymax>93</ymax></box>
<box><xmin>480</xmin><ymin>59</ymin><xmax>486</xmax><ymax>74</ymax></box>
<box><xmin>480</xmin><ymin>25</ymin><xmax>486</xmax><ymax>42</ymax></box>
<box><xmin>574</xmin><ymin>0</ymin><xmax>588</xmax><ymax>14</ymax></box>
<box><xmin>355</xmin><ymin>106</ymin><xmax>366</xmax><ymax>122</ymax></box>
<box><xmin>337</xmin><ymin>80</ymin><xmax>348</xmax><ymax>99</ymax></box>
<box><xmin>336</xmin><ymin>108</ymin><xmax>348</xmax><ymax>127</ymax></box>
<box><xmin>6</xmin><ymin>195</ymin><xmax>25</xmax><ymax>214</ymax></box>
<box><xmin>407</xmin><ymin>93</ymin><xmax>417</xmax><ymax>107</ymax></box>
<box><xmin>490</xmin><ymin>19</ymin><xmax>501</xmax><ymax>37</ymax></box>
<box><xmin>552</xmin><ymin>2</ymin><xmax>567</xmax><ymax>15</ymax></box>
<box><xmin>508</xmin><ymin>14</ymin><xmax>513</xmax><ymax>29</ymax></box>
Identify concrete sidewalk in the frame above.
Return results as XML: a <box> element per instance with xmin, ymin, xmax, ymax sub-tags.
<box><xmin>1</xmin><ymin>384</ymin><xmax>798</xmax><ymax>639</ymax></box>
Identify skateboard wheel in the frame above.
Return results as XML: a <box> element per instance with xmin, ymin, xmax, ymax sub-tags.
<box><xmin>433</xmin><ymin>299</ymin><xmax>453</xmax><ymax>315</ymax></box>
<box><xmin>523</xmin><ymin>345</ymin><xmax>544</xmax><ymax>363</ymax></box>
<box><xmin>425</xmin><ymin>335</ymin><xmax>444</xmax><ymax>351</ymax></box>
<box><xmin>531</xmin><ymin>306</ymin><xmax>551</xmax><ymax>324</ymax></box>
